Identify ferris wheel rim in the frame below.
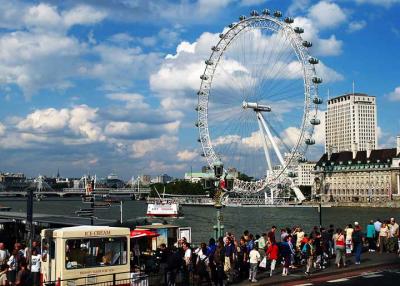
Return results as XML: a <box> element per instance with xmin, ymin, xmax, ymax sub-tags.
<box><xmin>197</xmin><ymin>13</ymin><xmax>321</xmax><ymax>193</ymax></box>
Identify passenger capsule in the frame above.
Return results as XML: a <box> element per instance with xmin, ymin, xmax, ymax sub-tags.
<box><xmin>250</xmin><ymin>10</ymin><xmax>259</xmax><ymax>16</ymax></box>
<box><xmin>288</xmin><ymin>171</ymin><xmax>297</xmax><ymax>178</ymax></box>
<box><xmin>211</xmin><ymin>46</ymin><xmax>220</xmax><ymax>52</ymax></box>
<box><xmin>205</xmin><ymin>60</ymin><xmax>214</xmax><ymax>65</ymax></box>
<box><xmin>308</xmin><ymin>57</ymin><xmax>319</xmax><ymax>65</ymax></box>
<box><xmin>313</xmin><ymin>97</ymin><xmax>323</xmax><ymax>104</ymax></box>
<box><xmin>294</xmin><ymin>27</ymin><xmax>304</xmax><ymax>34</ymax></box>
<box><xmin>200</xmin><ymin>75</ymin><xmax>209</xmax><ymax>80</ymax></box>
<box><xmin>197</xmin><ymin>138</ymin><xmax>201</xmax><ymax>142</ymax></box>
<box><xmin>310</xmin><ymin>118</ymin><xmax>321</xmax><ymax>125</ymax></box>
<box><xmin>239</xmin><ymin>15</ymin><xmax>246</xmax><ymax>21</ymax></box>
<box><xmin>197</xmin><ymin>90</ymin><xmax>206</xmax><ymax>95</ymax></box>
<box><xmin>262</xmin><ymin>9</ymin><xmax>270</xmax><ymax>15</ymax></box>
<box><xmin>228</xmin><ymin>23</ymin><xmax>236</xmax><ymax>28</ymax></box>
<box><xmin>302</xmin><ymin>41</ymin><xmax>312</xmax><ymax>48</ymax></box>
<box><xmin>273</xmin><ymin>10</ymin><xmax>282</xmax><ymax>18</ymax></box>
<box><xmin>201</xmin><ymin>153</ymin><xmax>206</xmax><ymax>157</ymax></box>
<box><xmin>284</xmin><ymin>17</ymin><xmax>294</xmax><ymax>24</ymax></box>
<box><xmin>195</xmin><ymin>122</ymin><xmax>199</xmax><ymax>127</ymax></box>
<box><xmin>312</xmin><ymin>77</ymin><xmax>323</xmax><ymax>84</ymax></box>
<box><xmin>195</xmin><ymin>106</ymin><xmax>199</xmax><ymax>111</ymax></box>
<box><xmin>305</xmin><ymin>138</ymin><xmax>315</xmax><ymax>145</ymax></box>
<box><xmin>219</xmin><ymin>33</ymin><xmax>224</xmax><ymax>39</ymax></box>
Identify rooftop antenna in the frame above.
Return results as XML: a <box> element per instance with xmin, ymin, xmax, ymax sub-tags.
<box><xmin>352</xmin><ymin>80</ymin><xmax>355</xmax><ymax>95</ymax></box>
<box><xmin>327</xmin><ymin>89</ymin><xmax>330</xmax><ymax>101</ymax></box>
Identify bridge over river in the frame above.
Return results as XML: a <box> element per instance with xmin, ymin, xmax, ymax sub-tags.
<box><xmin>0</xmin><ymin>187</ymin><xmax>151</xmax><ymax>199</ymax></box>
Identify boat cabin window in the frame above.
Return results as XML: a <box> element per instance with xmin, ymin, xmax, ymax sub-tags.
<box><xmin>65</xmin><ymin>237</ymin><xmax>127</xmax><ymax>269</ymax></box>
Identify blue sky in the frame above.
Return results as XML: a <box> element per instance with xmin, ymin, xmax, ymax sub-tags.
<box><xmin>0</xmin><ymin>0</ymin><xmax>399</xmax><ymax>179</ymax></box>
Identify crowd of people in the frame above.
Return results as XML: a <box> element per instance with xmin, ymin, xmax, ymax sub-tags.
<box><xmin>0</xmin><ymin>241</ymin><xmax>41</xmax><ymax>286</ymax></box>
<box><xmin>154</xmin><ymin>217</ymin><xmax>399</xmax><ymax>285</ymax></box>
<box><xmin>0</xmin><ymin>217</ymin><xmax>398</xmax><ymax>286</ymax></box>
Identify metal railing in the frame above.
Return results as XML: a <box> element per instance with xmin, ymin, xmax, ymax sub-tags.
<box><xmin>42</xmin><ymin>269</ymin><xmax>196</xmax><ymax>286</ymax></box>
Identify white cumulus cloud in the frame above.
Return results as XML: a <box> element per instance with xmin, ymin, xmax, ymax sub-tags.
<box><xmin>177</xmin><ymin>150</ymin><xmax>198</xmax><ymax>161</ymax></box>
<box><xmin>17</xmin><ymin>108</ymin><xmax>70</xmax><ymax>132</ymax></box>
<box><xmin>308</xmin><ymin>1</ymin><xmax>347</xmax><ymax>29</ymax></box>
<box><xmin>347</xmin><ymin>21</ymin><xmax>367</xmax><ymax>33</ymax></box>
<box><xmin>388</xmin><ymin>86</ymin><xmax>400</xmax><ymax>101</ymax></box>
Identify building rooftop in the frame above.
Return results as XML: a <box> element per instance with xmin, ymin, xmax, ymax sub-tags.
<box><xmin>328</xmin><ymin>93</ymin><xmax>375</xmax><ymax>104</ymax></box>
<box><xmin>316</xmin><ymin>148</ymin><xmax>399</xmax><ymax>167</ymax></box>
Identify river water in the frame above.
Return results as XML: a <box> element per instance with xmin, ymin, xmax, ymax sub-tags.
<box><xmin>1</xmin><ymin>198</ymin><xmax>399</xmax><ymax>244</ymax></box>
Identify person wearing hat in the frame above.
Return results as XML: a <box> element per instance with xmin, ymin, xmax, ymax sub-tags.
<box><xmin>366</xmin><ymin>220</ymin><xmax>376</xmax><ymax>252</ymax></box>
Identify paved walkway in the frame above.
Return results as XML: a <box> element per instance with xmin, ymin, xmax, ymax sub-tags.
<box><xmin>236</xmin><ymin>252</ymin><xmax>400</xmax><ymax>285</ymax></box>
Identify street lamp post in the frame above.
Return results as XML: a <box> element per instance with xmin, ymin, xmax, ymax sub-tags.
<box><xmin>213</xmin><ymin>161</ymin><xmax>225</xmax><ymax>240</ymax></box>
<box><xmin>315</xmin><ymin>178</ymin><xmax>322</xmax><ymax>228</ymax></box>
<box><xmin>26</xmin><ymin>187</ymin><xmax>34</xmax><ymax>249</ymax></box>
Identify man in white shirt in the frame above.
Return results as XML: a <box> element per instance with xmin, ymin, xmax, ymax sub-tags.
<box><xmin>0</xmin><ymin>243</ymin><xmax>9</xmax><ymax>266</ymax></box>
<box><xmin>182</xmin><ymin>242</ymin><xmax>192</xmax><ymax>285</ymax></box>
<box><xmin>249</xmin><ymin>246</ymin><xmax>261</xmax><ymax>283</ymax></box>
<box><xmin>374</xmin><ymin>219</ymin><xmax>382</xmax><ymax>245</ymax></box>
<box><xmin>31</xmin><ymin>249</ymin><xmax>41</xmax><ymax>286</ymax></box>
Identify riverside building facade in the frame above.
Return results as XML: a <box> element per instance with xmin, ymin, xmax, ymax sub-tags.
<box><xmin>313</xmin><ymin>137</ymin><xmax>400</xmax><ymax>203</ymax></box>
<box><xmin>325</xmin><ymin>93</ymin><xmax>377</xmax><ymax>152</ymax></box>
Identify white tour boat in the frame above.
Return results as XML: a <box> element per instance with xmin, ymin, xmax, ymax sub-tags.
<box><xmin>146</xmin><ymin>187</ymin><xmax>183</xmax><ymax>217</ymax></box>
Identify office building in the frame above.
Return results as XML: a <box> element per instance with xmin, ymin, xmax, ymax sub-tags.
<box><xmin>325</xmin><ymin>93</ymin><xmax>377</xmax><ymax>152</ymax></box>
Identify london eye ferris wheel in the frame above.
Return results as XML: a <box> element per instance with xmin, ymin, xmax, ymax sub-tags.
<box><xmin>196</xmin><ymin>9</ymin><xmax>323</xmax><ymax>202</ymax></box>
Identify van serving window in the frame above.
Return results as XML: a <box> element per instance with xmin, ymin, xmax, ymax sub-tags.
<box><xmin>65</xmin><ymin>237</ymin><xmax>127</xmax><ymax>269</ymax></box>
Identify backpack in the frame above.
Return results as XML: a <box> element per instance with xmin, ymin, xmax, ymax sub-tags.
<box><xmin>301</xmin><ymin>244</ymin><xmax>311</xmax><ymax>257</ymax></box>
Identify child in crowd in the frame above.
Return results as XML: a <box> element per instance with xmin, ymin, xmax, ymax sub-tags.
<box><xmin>248</xmin><ymin>245</ymin><xmax>261</xmax><ymax>283</ymax></box>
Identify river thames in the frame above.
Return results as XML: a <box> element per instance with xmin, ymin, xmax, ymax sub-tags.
<box><xmin>1</xmin><ymin>198</ymin><xmax>398</xmax><ymax>244</ymax></box>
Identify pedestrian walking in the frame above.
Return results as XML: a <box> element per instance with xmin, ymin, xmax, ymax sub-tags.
<box><xmin>335</xmin><ymin>229</ymin><xmax>346</xmax><ymax>268</ymax></box>
<box><xmin>7</xmin><ymin>249</ymin><xmax>19</xmax><ymax>286</ymax></box>
<box><xmin>195</xmin><ymin>242</ymin><xmax>211</xmax><ymax>286</ymax></box>
<box><xmin>30</xmin><ymin>249</ymin><xmax>41</xmax><ymax>286</ymax></box>
<box><xmin>366</xmin><ymin>220</ymin><xmax>376</xmax><ymax>252</ymax></box>
<box><xmin>374</xmin><ymin>219</ymin><xmax>382</xmax><ymax>244</ymax></box>
<box><xmin>248</xmin><ymin>246</ymin><xmax>260</xmax><ymax>283</ymax></box>
<box><xmin>212</xmin><ymin>241</ymin><xmax>225</xmax><ymax>286</ymax></box>
<box><xmin>182</xmin><ymin>242</ymin><xmax>192</xmax><ymax>285</ymax></box>
<box><xmin>295</xmin><ymin>228</ymin><xmax>305</xmax><ymax>251</ymax></box>
<box><xmin>388</xmin><ymin>218</ymin><xmax>399</xmax><ymax>253</ymax></box>
<box><xmin>379</xmin><ymin>222</ymin><xmax>389</xmax><ymax>253</ymax></box>
<box><xmin>236</xmin><ymin>237</ymin><xmax>248</xmax><ymax>280</ymax></box>
<box><xmin>0</xmin><ymin>243</ymin><xmax>9</xmax><ymax>268</ymax></box>
<box><xmin>266</xmin><ymin>241</ymin><xmax>279</xmax><ymax>277</ymax></box>
<box><xmin>352</xmin><ymin>223</ymin><xmax>364</xmax><ymax>265</ymax></box>
<box><xmin>280</xmin><ymin>237</ymin><xmax>291</xmax><ymax>276</ymax></box>
<box><xmin>345</xmin><ymin>224</ymin><xmax>354</xmax><ymax>254</ymax></box>
<box><xmin>303</xmin><ymin>237</ymin><xmax>314</xmax><ymax>276</ymax></box>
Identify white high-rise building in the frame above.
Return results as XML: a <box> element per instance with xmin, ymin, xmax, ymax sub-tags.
<box><xmin>325</xmin><ymin>93</ymin><xmax>377</xmax><ymax>152</ymax></box>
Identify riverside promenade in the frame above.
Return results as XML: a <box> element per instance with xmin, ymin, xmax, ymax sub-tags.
<box><xmin>238</xmin><ymin>252</ymin><xmax>400</xmax><ymax>285</ymax></box>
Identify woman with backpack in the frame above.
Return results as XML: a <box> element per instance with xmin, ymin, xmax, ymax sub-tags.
<box><xmin>195</xmin><ymin>242</ymin><xmax>211</xmax><ymax>286</ymax></box>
